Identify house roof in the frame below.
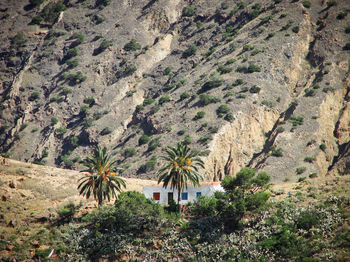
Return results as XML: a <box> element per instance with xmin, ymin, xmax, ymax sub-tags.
<box><xmin>146</xmin><ymin>182</ymin><xmax>221</xmax><ymax>187</ymax></box>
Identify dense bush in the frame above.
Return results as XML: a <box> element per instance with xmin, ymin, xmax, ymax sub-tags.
<box><xmin>138</xmin><ymin>134</ymin><xmax>150</xmax><ymax>145</ymax></box>
<box><xmin>124</xmin><ymin>148</ymin><xmax>136</xmax><ymax>157</ymax></box>
<box><xmin>217</xmin><ymin>104</ymin><xmax>230</xmax><ymax>114</ymax></box>
<box><xmin>39</xmin><ymin>1</ymin><xmax>66</xmax><ymax>24</ymax></box>
<box><xmin>78</xmin><ymin>191</ymin><xmax>166</xmax><ymax>259</ymax></box>
<box><xmin>217</xmin><ymin>64</ymin><xmax>233</xmax><ymax>74</ymax></box>
<box><xmin>182</xmin><ymin>6</ymin><xmax>197</xmax><ymax>17</ymax></box>
<box><xmin>29</xmin><ymin>0</ymin><xmax>45</xmax><ymax>7</ymax></box>
<box><xmin>200</xmin><ymin>78</ymin><xmax>223</xmax><ymax>93</ymax></box>
<box><xmin>302</xmin><ymin>1</ymin><xmax>311</xmax><ymax>8</ymax></box>
<box><xmin>199</xmin><ymin>94</ymin><xmax>220</xmax><ymax>106</ymax></box>
<box><xmin>183</xmin><ymin>44</ymin><xmax>197</xmax><ymax>58</ymax></box>
<box><xmin>139</xmin><ymin>160</ymin><xmax>156</xmax><ymax>172</ymax></box>
<box><xmin>248</xmin><ymin>64</ymin><xmax>261</xmax><ymax>73</ymax></box>
<box><xmin>100</xmin><ymin>127</ymin><xmax>112</xmax><ymax>135</ymax></box>
<box><xmin>99</xmin><ymin>39</ymin><xmax>113</xmax><ymax>51</ymax></box>
<box><xmin>11</xmin><ymin>32</ymin><xmax>27</xmax><ymax>47</ymax></box>
<box><xmin>124</xmin><ymin>39</ymin><xmax>141</xmax><ymax>51</ymax></box>
<box><xmin>180</xmin><ymin>92</ymin><xmax>190</xmax><ymax>100</ymax></box>
<box><xmin>193</xmin><ymin>111</ymin><xmax>205</xmax><ymax>120</ymax></box>
<box><xmin>159</xmin><ymin>95</ymin><xmax>170</xmax><ymax>105</ymax></box>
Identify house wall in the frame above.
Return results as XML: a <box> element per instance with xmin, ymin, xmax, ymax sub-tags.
<box><xmin>142</xmin><ymin>184</ymin><xmax>224</xmax><ymax>205</ymax></box>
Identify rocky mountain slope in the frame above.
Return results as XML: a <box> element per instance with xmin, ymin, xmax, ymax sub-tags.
<box><xmin>0</xmin><ymin>0</ymin><xmax>349</xmax><ymax>182</ymax></box>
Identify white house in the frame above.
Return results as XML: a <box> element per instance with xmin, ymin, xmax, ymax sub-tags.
<box><xmin>142</xmin><ymin>182</ymin><xmax>224</xmax><ymax>205</ymax></box>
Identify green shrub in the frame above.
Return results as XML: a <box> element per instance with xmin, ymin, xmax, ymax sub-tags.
<box><xmin>201</xmin><ymin>78</ymin><xmax>223</xmax><ymax>92</ymax></box>
<box><xmin>139</xmin><ymin>160</ymin><xmax>156</xmax><ymax>172</ymax></box>
<box><xmin>208</xmin><ymin>126</ymin><xmax>219</xmax><ymax>133</ymax></box>
<box><xmin>29</xmin><ymin>91</ymin><xmax>40</xmax><ymax>101</ymax></box>
<box><xmin>62</xmin><ymin>87</ymin><xmax>72</xmax><ymax>95</ymax></box>
<box><xmin>57</xmin><ymin>203</ymin><xmax>78</xmax><ymax>224</ymax></box>
<box><xmin>159</xmin><ymin>95</ymin><xmax>170</xmax><ymax>105</ymax></box>
<box><xmin>66</xmin><ymin>71</ymin><xmax>87</xmax><ymax>85</ymax></box>
<box><xmin>296</xmin><ymin>167</ymin><xmax>306</xmax><ymax>174</ymax></box>
<box><xmin>31</xmin><ymin>15</ymin><xmax>43</xmax><ymax>24</ymax></box>
<box><xmin>183</xmin><ymin>135</ymin><xmax>192</xmax><ymax>145</ymax></box>
<box><xmin>55</xmin><ymin>127</ymin><xmax>67</xmax><ymax>137</ymax></box>
<box><xmin>292</xmin><ymin>26</ymin><xmax>300</xmax><ymax>33</ymax></box>
<box><xmin>193</xmin><ymin>111</ymin><xmax>205</xmax><ymax>120</ymax></box>
<box><xmin>79</xmin><ymin>105</ymin><xmax>89</xmax><ymax>115</ymax></box>
<box><xmin>100</xmin><ymin>127</ymin><xmax>112</xmax><ymax>135</ymax></box>
<box><xmin>327</xmin><ymin>0</ymin><xmax>337</xmax><ymax>7</ymax></box>
<box><xmin>124</xmin><ymin>148</ymin><xmax>136</xmax><ymax>157</ymax></box>
<box><xmin>199</xmin><ymin>94</ymin><xmax>220</xmax><ymax>106</ymax></box>
<box><xmin>236</xmin><ymin>65</ymin><xmax>248</xmax><ymax>73</ymax></box>
<box><xmin>183</xmin><ymin>44</ymin><xmax>197</xmax><ymax>58</ymax></box>
<box><xmin>309</xmin><ymin>173</ymin><xmax>317</xmax><ymax>178</ymax></box>
<box><xmin>96</xmin><ymin>0</ymin><xmax>111</xmax><ymax>8</ymax></box>
<box><xmin>217</xmin><ymin>104</ymin><xmax>230</xmax><ymax>114</ymax></box>
<box><xmin>298</xmin><ymin>177</ymin><xmax>307</xmax><ymax>182</ymax></box>
<box><xmin>124</xmin><ymin>39</ymin><xmax>141</xmax><ymax>51</ymax></box>
<box><xmin>337</xmin><ymin>12</ymin><xmax>347</xmax><ymax>20</ymax></box>
<box><xmin>11</xmin><ymin>32</ymin><xmax>27</xmax><ymax>47</ymax></box>
<box><xmin>243</xmin><ymin>44</ymin><xmax>254</xmax><ymax>51</ymax></box>
<box><xmin>225</xmin><ymin>113</ymin><xmax>234</xmax><ymax>122</ymax></box>
<box><xmin>163</xmin><ymin>66</ymin><xmax>172</xmax><ymax>75</ymax></box>
<box><xmin>202</xmin><ymin>48</ymin><xmax>216</xmax><ymax>57</ymax></box>
<box><xmin>302</xmin><ymin>1</ymin><xmax>311</xmax><ymax>8</ymax></box>
<box><xmin>29</xmin><ymin>0</ymin><xmax>45</xmax><ymax>6</ymax></box>
<box><xmin>319</xmin><ymin>143</ymin><xmax>326</xmax><ymax>151</ymax></box>
<box><xmin>99</xmin><ymin>39</ymin><xmax>113</xmax><ymax>51</ymax></box>
<box><xmin>297</xmin><ymin>211</ymin><xmax>320</xmax><ymax>230</ymax></box>
<box><xmin>192</xmin><ymin>196</ymin><xmax>218</xmax><ymax>217</ymax></box>
<box><xmin>182</xmin><ymin>6</ymin><xmax>197</xmax><ymax>17</ymax></box>
<box><xmin>226</xmin><ymin>58</ymin><xmax>237</xmax><ymax>64</ymax></box>
<box><xmin>217</xmin><ymin>64</ymin><xmax>233</xmax><ymax>74</ymax></box>
<box><xmin>260</xmin><ymin>15</ymin><xmax>274</xmax><ymax>24</ymax></box>
<box><xmin>70</xmin><ymin>136</ymin><xmax>79</xmax><ymax>147</ymax></box>
<box><xmin>271</xmin><ymin>148</ymin><xmax>283</xmax><ymax>157</ymax></box>
<box><xmin>51</xmin><ymin>117</ymin><xmax>58</xmax><ymax>125</ymax></box>
<box><xmin>83</xmin><ymin>97</ymin><xmax>95</xmax><ymax>106</ymax></box>
<box><xmin>148</xmin><ymin>138</ymin><xmax>159</xmax><ymax>151</ymax></box>
<box><xmin>232</xmin><ymin>79</ymin><xmax>244</xmax><ymax>86</ymax></box>
<box><xmin>248</xmin><ymin>64</ymin><xmax>261</xmax><ymax>73</ymax></box>
<box><xmin>71</xmin><ymin>32</ymin><xmax>85</xmax><ymax>45</ymax></box>
<box><xmin>117</xmin><ymin>64</ymin><xmax>137</xmax><ymax>77</ymax></box>
<box><xmin>65</xmin><ymin>48</ymin><xmax>78</xmax><ymax>60</ymax></box>
<box><xmin>304</xmin><ymin>156</ymin><xmax>316</xmax><ymax>163</ymax></box>
<box><xmin>80</xmin><ymin>191</ymin><xmax>164</xmax><ymax>258</ymax></box>
<box><xmin>305</xmin><ymin>88</ymin><xmax>316</xmax><ymax>97</ymax></box>
<box><xmin>39</xmin><ymin>1</ymin><xmax>66</xmax><ymax>24</ymax></box>
<box><xmin>180</xmin><ymin>92</ymin><xmax>190</xmax><ymax>100</ymax></box>
<box><xmin>249</xmin><ymin>85</ymin><xmax>261</xmax><ymax>93</ymax></box>
<box><xmin>66</xmin><ymin>58</ymin><xmax>79</xmax><ymax>68</ymax></box>
<box><xmin>177</xmin><ymin>130</ymin><xmax>186</xmax><ymax>135</ymax></box>
<box><xmin>143</xmin><ymin>98</ymin><xmax>155</xmax><ymax>106</ymax></box>
<box><xmin>139</xmin><ymin>135</ymin><xmax>150</xmax><ymax>145</ymax></box>
<box><xmin>345</xmin><ymin>26</ymin><xmax>350</xmax><ymax>34</ymax></box>
<box><xmin>289</xmin><ymin>115</ymin><xmax>303</xmax><ymax>126</ymax></box>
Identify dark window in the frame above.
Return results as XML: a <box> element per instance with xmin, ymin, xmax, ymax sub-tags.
<box><xmin>153</xmin><ymin>192</ymin><xmax>160</xmax><ymax>200</ymax></box>
<box><xmin>182</xmin><ymin>192</ymin><xmax>188</xmax><ymax>200</ymax></box>
<box><xmin>196</xmin><ymin>192</ymin><xmax>202</xmax><ymax>198</ymax></box>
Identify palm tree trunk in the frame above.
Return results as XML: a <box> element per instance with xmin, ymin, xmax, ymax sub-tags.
<box><xmin>177</xmin><ymin>186</ymin><xmax>181</xmax><ymax>213</ymax></box>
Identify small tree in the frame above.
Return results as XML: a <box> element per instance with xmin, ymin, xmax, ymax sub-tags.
<box><xmin>78</xmin><ymin>147</ymin><xmax>126</xmax><ymax>205</ymax></box>
<box><xmin>158</xmin><ymin>142</ymin><xmax>204</xmax><ymax>212</ymax></box>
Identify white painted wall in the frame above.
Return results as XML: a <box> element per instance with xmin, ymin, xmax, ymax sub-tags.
<box><xmin>142</xmin><ymin>183</ymin><xmax>224</xmax><ymax>205</ymax></box>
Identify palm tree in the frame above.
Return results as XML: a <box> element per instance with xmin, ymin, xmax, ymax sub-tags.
<box><xmin>78</xmin><ymin>146</ymin><xmax>126</xmax><ymax>205</ymax></box>
<box><xmin>157</xmin><ymin>142</ymin><xmax>204</xmax><ymax>212</ymax></box>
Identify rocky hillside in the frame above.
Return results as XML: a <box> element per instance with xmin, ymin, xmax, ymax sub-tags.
<box><xmin>0</xmin><ymin>0</ymin><xmax>349</xmax><ymax>182</ymax></box>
